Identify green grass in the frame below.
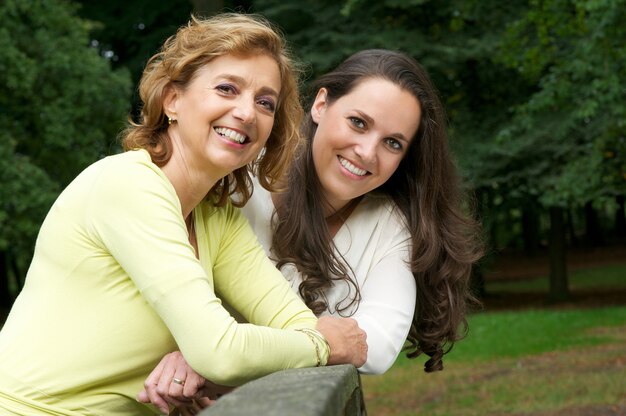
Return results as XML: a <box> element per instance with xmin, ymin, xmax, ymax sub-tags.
<box><xmin>364</xmin><ymin>307</ymin><xmax>626</xmax><ymax>415</ymax></box>
<box><xmin>362</xmin><ymin>263</ymin><xmax>626</xmax><ymax>415</ymax></box>
<box><xmin>393</xmin><ymin>306</ymin><xmax>626</xmax><ymax>366</ymax></box>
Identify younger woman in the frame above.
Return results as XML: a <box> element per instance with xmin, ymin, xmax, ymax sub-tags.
<box><xmin>247</xmin><ymin>49</ymin><xmax>483</xmax><ymax>374</ymax></box>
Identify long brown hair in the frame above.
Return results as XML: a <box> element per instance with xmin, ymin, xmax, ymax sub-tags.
<box><xmin>121</xmin><ymin>13</ymin><xmax>303</xmax><ymax>206</ymax></box>
<box><xmin>272</xmin><ymin>49</ymin><xmax>483</xmax><ymax>372</ymax></box>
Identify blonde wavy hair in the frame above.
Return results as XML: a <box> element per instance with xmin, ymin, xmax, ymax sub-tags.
<box><xmin>121</xmin><ymin>13</ymin><xmax>303</xmax><ymax>206</ymax></box>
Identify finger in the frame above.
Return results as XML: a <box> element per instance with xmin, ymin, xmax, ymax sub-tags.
<box><xmin>155</xmin><ymin>357</ymin><xmax>187</xmax><ymax>407</ymax></box>
<box><xmin>137</xmin><ymin>389</ymin><xmax>149</xmax><ymax>403</ymax></box>
<box><xmin>167</xmin><ymin>363</ymin><xmax>190</xmax><ymax>404</ymax></box>
<box><xmin>143</xmin><ymin>355</ymin><xmax>166</xmax><ymax>393</ymax></box>
<box><xmin>143</xmin><ymin>357</ymin><xmax>171</xmax><ymax>414</ymax></box>
<box><xmin>157</xmin><ymin>352</ymin><xmax>195</xmax><ymax>407</ymax></box>
<box><xmin>155</xmin><ymin>355</ymin><xmax>176</xmax><ymax>399</ymax></box>
<box><xmin>182</xmin><ymin>371</ymin><xmax>206</xmax><ymax>399</ymax></box>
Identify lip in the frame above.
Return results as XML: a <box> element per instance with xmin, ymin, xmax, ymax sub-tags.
<box><xmin>214</xmin><ymin>126</ymin><xmax>251</xmax><ymax>148</ymax></box>
<box><xmin>337</xmin><ymin>155</ymin><xmax>370</xmax><ymax>179</ymax></box>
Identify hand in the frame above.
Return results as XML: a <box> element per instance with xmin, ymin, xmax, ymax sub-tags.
<box><xmin>137</xmin><ymin>351</ymin><xmax>233</xmax><ymax>414</ymax></box>
<box><xmin>315</xmin><ymin>316</ymin><xmax>368</xmax><ymax>367</ymax></box>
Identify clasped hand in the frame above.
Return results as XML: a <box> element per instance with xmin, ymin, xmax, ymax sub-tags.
<box><xmin>138</xmin><ymin>317</ymin><xmax>366</xmax><ymax>414</ymax></box>
<box><xmin>316</xmin><ymin>316</ymin><xmax>368</xmax><ymax>367</ymax></box>
<box><xmin>137</xmin><ymin>351</ymin><xmax>233</xmax><ymax>415</ymax></box>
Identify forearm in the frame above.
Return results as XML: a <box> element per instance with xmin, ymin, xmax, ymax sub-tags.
<box><xmin>146</xmin><ymin>278</ymin><xmax>324</xmax><ymax>386</ymax></box>
<box><xmin>349</xmin><ymin>258</ymin><xmax>416</xmax><ymax>374</ymax></box>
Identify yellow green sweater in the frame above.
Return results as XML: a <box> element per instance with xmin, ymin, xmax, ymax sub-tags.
<box><xmin>0</xmin><ymin>150</ymin><xmax>325</xmax><ymax>415</ymax></box>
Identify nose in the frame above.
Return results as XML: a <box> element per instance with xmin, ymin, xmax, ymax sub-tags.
<box><xmin>232</xmin><ymin>96</ymin><xmax>256</xmax><ymax>125</ymax></box>
<box><xmin>354</xmin><ymin>136</ymin><xmax>378</xmax><ymax>165</ymax></box>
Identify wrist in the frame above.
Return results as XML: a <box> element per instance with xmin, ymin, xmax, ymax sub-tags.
<box><xmin>295</xmin><ymin>328</ymin><xmax>330</xmax><ymax>366</ymax></box>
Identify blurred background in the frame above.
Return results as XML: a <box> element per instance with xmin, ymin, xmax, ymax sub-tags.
<box><xmin>1</xmin><ymin>1</ymin><xmax>624</xmax><ymax>414</ymax></box>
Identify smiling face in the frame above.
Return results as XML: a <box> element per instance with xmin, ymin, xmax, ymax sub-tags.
<box><xmin>164</xmin><ymin>53</ymin><xmax>281</xmax><ymax>182</ymax></box>
<box><xmin>310</xmin><ymin>77</ymin><xmax>421</xmax><ymax>213</ymax></box>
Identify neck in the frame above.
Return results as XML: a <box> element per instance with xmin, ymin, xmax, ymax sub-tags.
<box><xmin>324</xmin><ymin>196</ymin><xmax>362</xmax><ymax>237</ymax></box>
<box><xmin>324</xmin><ymin>196</ymin><xmax>362</xmax><ymax>220</ymax></box>
<box><xmin>161</xmin><ymin>151</ymin><xmax>221</xmax><ymax>219</ymax></box>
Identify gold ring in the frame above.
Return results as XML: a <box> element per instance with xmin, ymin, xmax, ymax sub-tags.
<box><xmin>172</xmin><ymin>377</ymin><xmax>185</xmax><ymax>386</ymax></box>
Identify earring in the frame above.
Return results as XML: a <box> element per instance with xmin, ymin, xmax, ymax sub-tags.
<box><xmin>168</xmin><ymin>116</ymin><xmax>176</xmax><ymax>125</ymax></box>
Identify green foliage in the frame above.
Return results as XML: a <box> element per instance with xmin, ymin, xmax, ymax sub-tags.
<box><xmin>0</xmin><ymin>0</ymin><xmax>132</xmax><ymax>186</ymax></box>
<box><xmin>74</xmin><ymin>0</ymin><xmax>192</xmax><ymax>110</ymax></box>
<box><xmin>492</xmin><ymin>0</ymin><xmax>626</xmax><ymax>207</ymax></box>
<box><xmin>0</xmin><ymin>0</ymin><xmax>132</xmax><ymax>282</ymax></box>
<box><xmin>0</xmin><ymin>136</ymin><xmax>58</xmax><ymax>257</ymax></box>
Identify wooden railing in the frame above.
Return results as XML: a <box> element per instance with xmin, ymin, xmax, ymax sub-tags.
<box><xmin>199</xmin><ymin>364</ymin><xmax>366</xmax><ymax>416</ymax></box>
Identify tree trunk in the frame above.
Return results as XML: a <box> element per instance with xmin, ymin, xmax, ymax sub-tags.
<box><xmin>566</xmin><ymin>209</ymin><xmax>579</xmax><ymax>247</ymax></box>
<box><xmin>615</xmin><ymin>195</ymin><xmax>626</xmax><ymax>240</ymax></box>
<box><xmin>548</xmin><ymin>207</ymin><xmax>569</xmax><ymax>302</ymax></box>
<box><xmin>521</xmin><ymin>201</ymin><xmax>540</xmax><ymax>256</ymax></box>
<box><xmin>584</xmin><ymin>201</ymin><xmax>603</xmax><ymax>247</ymax></box>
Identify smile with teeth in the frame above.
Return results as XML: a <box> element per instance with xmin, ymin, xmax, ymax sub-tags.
<box><xmin>215</xmin><ymin>127</ymin><xmax>248</xmax><ymax>144</ymax></box>
<box><xmin>339</xmin><ymin>156</ymin><xmax>369</xmax><ymax>176</ymax></box>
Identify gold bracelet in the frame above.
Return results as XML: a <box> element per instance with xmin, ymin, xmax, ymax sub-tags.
<box><xmin>295</xmin><ymin>328</ymin><xmax>324</xmax><ymax>367</ymax></box>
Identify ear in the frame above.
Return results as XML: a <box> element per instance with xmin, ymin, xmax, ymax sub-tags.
<box><xmin>310</xmin><ymin>88</ymin><xmax>328</xmax><ymax>124</ymax></box>
<box><xmin>162</xmin><ymin>84</ymin><xmax>179</xmax><ymax>120</ymax></box>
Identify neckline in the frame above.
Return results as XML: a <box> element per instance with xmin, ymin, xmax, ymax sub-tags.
<box><xmin>268</xmin><ymin>190</ymin><xmax>368</xmax><ymax>240</ymax></box>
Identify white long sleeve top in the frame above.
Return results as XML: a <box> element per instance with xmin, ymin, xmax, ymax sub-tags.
<box><xmin>241</xmin><ymin>178</ymin><xmax>416</xmax><ymax>374</ymax></box>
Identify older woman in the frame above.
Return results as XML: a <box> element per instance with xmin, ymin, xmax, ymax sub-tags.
<box><xmin>0</xmin><ymin>14</ymin><xmax>366</xmax><ymax>415</ymax></box>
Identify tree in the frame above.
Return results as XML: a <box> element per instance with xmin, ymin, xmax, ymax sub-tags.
<box><xmin>492</xmin><ymin>0</ymin><xmax>626</xmax><ymax>299</ymax></box>
<box><xmin>0</xmin><ymin>0</ymin><xmax>132</xmax><ymax>305</ymax></box>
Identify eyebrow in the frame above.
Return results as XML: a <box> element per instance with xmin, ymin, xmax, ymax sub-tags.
<box><xmin>354</xmin><ymin>110</ymin><xmax>411</xmax><ymax>143</ymax></box>
<box><xmin>218</xmin><ymin>74</ymin><xmax>280</xmax><ymax>98</ymax></box>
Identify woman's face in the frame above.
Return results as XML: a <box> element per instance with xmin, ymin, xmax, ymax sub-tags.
<box><xmin>311</xmin><ymin>78</ymin><xmax>421</xmax><ymax>213</ymax></box>
<box><xmin>164</xmin><ymin>53</ymin><xmax>281</xmax><ymax>181</ymax></box>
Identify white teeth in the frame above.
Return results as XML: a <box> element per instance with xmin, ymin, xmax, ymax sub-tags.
<box><xmin>339</xmin><ymin>157</ymin><xmax>368</xmax><ymax>176</ymax></box>
<box><xmin>215</xmin><ymin>127</ymin><xmax>247</xmax><ymax>144</ymax></box>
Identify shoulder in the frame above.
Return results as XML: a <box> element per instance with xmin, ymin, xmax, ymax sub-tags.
<box><xmin>76</xmin><ymin>149</ymin><xmax>162</xmax><ymax>185</ymax></box>
<box><xmin>97</xmin><ymin>149</ymin><xmax>164</xmax><ymax>181</ymax></box>
<box><xmin>356</xmin><ymin>194</ymin><xmax>408</xmax><ymax>237</ymax></box>
<box><xmin>78</xmin><ymin>150</ymin><xmax>178</xmax><ymax>219</ymax></box>
<box><xmin>90</xmin><ymin>150</ymin><xmax>172</xmax><ymax>193</ymax></box>
<box><xmin>343</xmin><ymin>194</ymin><xmax>411</xmax><ymax>263</ymax></box>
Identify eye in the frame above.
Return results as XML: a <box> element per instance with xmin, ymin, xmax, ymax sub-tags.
<box><xmin>385</xmin><ymin>137</ymin><xmax>403</xmax><ymax>151</ymax></box>
<box><xmin>348</xmin><ymin>116</ymin><xmax>366</xmax><ymax>129</ymax></box>
<box><xmin>257</xmin><ymin>97</ymin><xmax>276</xmax><ymax>113</ymax></box>
<box><xmin>215</xmin><ymin>84</ymin><xmax>238</xmax><ymax>95</ymax></box>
